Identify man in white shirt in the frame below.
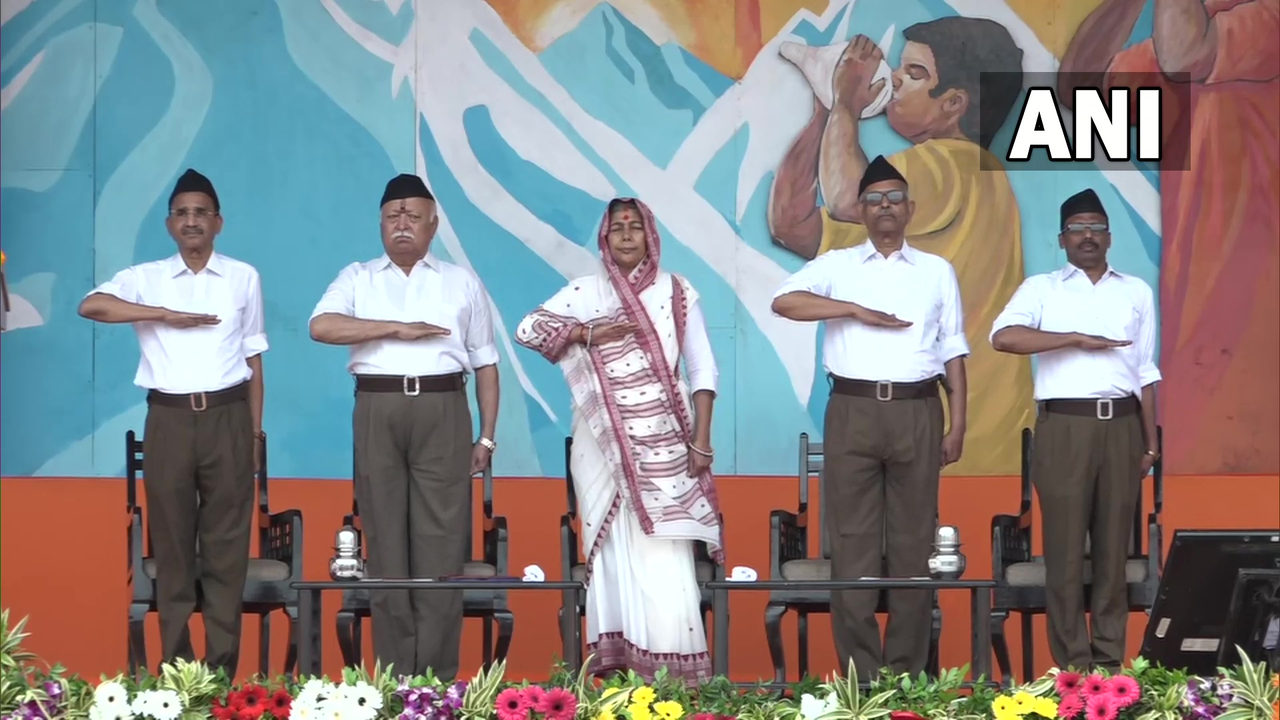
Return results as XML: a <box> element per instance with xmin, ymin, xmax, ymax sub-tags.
<box><xmin>990</xmin><ymin>188</ymin><xmax>1161</xmax><ymax>672</ymax></box>
<box><xmin>772</xmin><ymin>156</ymin><xmax>969</xmax><ymax>679</ymax></box>
<box><xmin>78</xmin><ymin>168</ymin><xmax>267</xmax><ymax>676</ymax></box>
<box><xmin>309</xmin><ymin>174</ymin><xmax>501</xmax><ymax>680</ymax></box>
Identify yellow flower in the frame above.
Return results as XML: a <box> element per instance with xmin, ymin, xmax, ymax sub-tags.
<box><xmin>1031</xmin><ymin>697</ymin><xmax>1059</xmax><ymax>718</ymax></box>
<box><xmin>1012</xmin><ymin>691</ymin><xmax>1036</xmax><ymax>713</ymax></box>
<box><xmin>652</xmin><ymin>700</ymin><xmax>684</xmax><ymax>720</ymax></box>
<box><xmin>631</xmin><ymin>687</ymin><xmax>656</xmax><ymax>707</ymax></box>
<box><xmin>991</xmin><ymin>696</ymin><xmax>1018</xmax><ymax>716</ymax></box>
<box><xmin>627</xmin><ymin>703</ymin><xmax>653</xmax><ymax>720</ymax></box>
<box><xmin>603</xmin><ymin>688</ymin><xmax>625</xmax><ymax>699</ymax></box>
<box><xmin>596</xmin><ymin>711</ymin><xmax>616</xmax><ymax>720</ymax></box>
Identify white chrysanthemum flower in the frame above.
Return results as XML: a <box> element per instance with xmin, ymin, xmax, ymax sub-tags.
<box><xmin>336</xmin><ymin>681</ymin><xmax>382</xmax><ymax>720</ymax></box>
<box><xmin>144</xmin><ymin>690</ymin><xmax>182</xmax><ymax>720</ymax></box>
<box><xmin>289</xmin><ymin>702</ymin><xmax>317</xmax><ymax>720</ymax></box>
<box><xmin>94</xmin><ymin>682</ymin><xmax>132</xmax><ymax>717</ymax></box>
<box><xmin>294</xmin><ymin>679</ymin><xmax>337</xmax><ymax>710</ymax></box>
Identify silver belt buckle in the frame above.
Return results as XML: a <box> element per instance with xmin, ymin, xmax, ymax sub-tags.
<box><xmin>403</xmin><ymin>375</ymin><xmax>421</xmax><ymax>397</ymax></box>
<box><xmin>190</xmin><ymin>392</ymin><xmax>208</xmax><ymax>412</ymax></box>
<box><xmin>875</xmin><ymin>380</ymin><xmax>893</xmax><ymax>402</ymax></box>
<box><xmin>1096</xmin><ymin>398</ymin><xmax>1114</xmax><ymax>420</ymax></box>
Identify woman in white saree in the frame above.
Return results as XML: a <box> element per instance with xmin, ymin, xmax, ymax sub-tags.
<box><xmin>516</xmin><ymin>198</ymin><xmax>724</xmax><ymax>683</ymax></box>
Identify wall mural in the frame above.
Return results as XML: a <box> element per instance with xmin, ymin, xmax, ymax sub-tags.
<box><xmin>1</xmin><ymin>0</ymin><xmax>1275</xmax><ymax>479</ymax></box>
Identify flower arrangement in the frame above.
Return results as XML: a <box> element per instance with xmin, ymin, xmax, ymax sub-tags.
<box><xmin>2</xmin><ymin>610</ymin><xmax>1276</xmax><ymax>720</ymax></box>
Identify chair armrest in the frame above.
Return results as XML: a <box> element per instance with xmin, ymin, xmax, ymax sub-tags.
<box><xmin>483</xmin><ymin>514</ymin><xmax>509</xmax><ymax>574</ymax></box>
<box><xmin>991</xmin><ymin>513</ymin><xmax>1031</xmax><ymax>580</ymax></box>
<box><xmin>260</xmin><ymin>509</ymin><xmax>303</xmax><ymax>576</ymax></box>
<box><xmin>769</xmin><ymin>510</ymin><xmax>805</xmax><ymax>578</ymax></box>
<box><xmin>560</xmin><ymin>512</ymin><xmax>581</xmax><ymax>578</ymax></box>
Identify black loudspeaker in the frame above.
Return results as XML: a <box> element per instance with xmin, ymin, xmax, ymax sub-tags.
<box><xmin>1140</xmin><ymin>530</ymin><xmax>1280</xmax><ymax>675</ymax></box>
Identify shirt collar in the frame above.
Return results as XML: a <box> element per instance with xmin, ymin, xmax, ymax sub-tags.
<box><xmin>854</xmin><ymin>240</ymin><xmax>917</xmax><ymax>265</ymax></box>
<box><xmin>167</xmin><ymin>251</ymin><xmax>225</xmax><ymax>278</ymax></box>
<box><xmin>1059</xmin><ymin>263</ymin><xmax>1123</xmax><ymax>281</ymax></box>
<box><xmin>376</xmin><ymin>252</ymin><xmax>438</xmax><ymax>274</ymax></box>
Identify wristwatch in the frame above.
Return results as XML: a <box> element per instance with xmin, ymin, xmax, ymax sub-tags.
<box><xmin>1144</xmin><ymin>449</ymin><xmax>1160</xmax><ymax>460</ymax></box>
<box><xmin>477</xmin><ymin>437</ymin><xmax>497</xmax><ymax>452</ymax></box>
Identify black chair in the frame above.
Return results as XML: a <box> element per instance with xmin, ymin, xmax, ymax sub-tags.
<box><xmin>989</xmin><ymin>425</ymin><xmax>1165</xmax><ymax>684</ymax></box>
<box><xmin>125</xmin><ymin>430</ymin><xmax>302</xmax><ymax>677</ymax></box>
<box><xmin>334</xmin><ymin>462</ymin><xmax>514</xmax><ymax>669</ymax></box>
<box><xmin>764</xmin><ymin>432</ymin><xmax>943</xmax><ymax>683</ymax></box>
<box><xmin>557</xmin><ymin>436</ymin><xmax>725</xmax><ymax>662</ymax></box>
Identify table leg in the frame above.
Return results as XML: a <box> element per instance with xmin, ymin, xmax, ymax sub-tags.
<box><xmin>712</xmin><ymin>585</ymin><xmax>729</xmax><ymax>676</ymax></box>
<box><xmin>298</xmin><ymin>589</ymin><xmax>315</xmax><ymax>676</ymax></box>
<box><xmin>970</xmin><ymin>587</ymin><xmax>993</xmax><ymax>682</ymax></box>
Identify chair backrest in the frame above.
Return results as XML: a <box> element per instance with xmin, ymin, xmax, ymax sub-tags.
<box><xmin>797</xmin><ymin>433</ymin><xmax>828</xmax><ymax>559</ymax></box>
<box><xmin>564</xmin><ymin>436</ymin><xmax>578</xmax><ymax>518</ymax></box>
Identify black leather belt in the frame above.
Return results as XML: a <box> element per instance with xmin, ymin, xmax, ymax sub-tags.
<box><xmin>147</xmin><ymin>382</ymin><xmax>248</xmax><ymax>412</ymax></box>
<box><xmin>830</xmin><ymin>375</ymin><xmax>942</xmax><ymax>401</ymax></box>
<box><xmin>1042</xmin><ymin>396</ymin><xmax>1139</xmax><ymax>419</ymax></box>
<box><xmin>355</xmin><ymin>373</ymin><xmax>464</xmax><ymax>395</ymax></box>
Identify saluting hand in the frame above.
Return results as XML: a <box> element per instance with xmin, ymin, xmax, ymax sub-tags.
<box><xmin>1072</xmin><ymin>333</ymin><xmax>1131</xmax><ymax>350</ymax></box>
<box><xmin>162</xmin><ymin>309</ymin><xmax>221</xmax><ymax>328</ymax></box>
<box><xmin>581</xmin><ymin>322</ymin><xmax>638</xmax><ymax>346</ymax></box>
<box><xmin>849</xmin><ymin>304</ymin><xmax>913</xmax><ymax>328</ymax></box>
<box><xmin>393</xmin><ymin>321</ymin><xmax>451</xmax><ymax>341</ymax></box>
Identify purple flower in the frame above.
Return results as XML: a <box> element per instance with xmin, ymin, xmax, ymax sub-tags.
<box><xmin>42</xmin><ymin>682</ymin><xmax>63</xmax><ymax>703</ymax></box>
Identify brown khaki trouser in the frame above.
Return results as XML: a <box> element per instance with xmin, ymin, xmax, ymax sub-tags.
<box><xmin>1031</xmin><ymin>403</ymin><xmax>1144</xmax><ymax>671</ymax></box>
<box><xmin>354</xmin><ymin>382</ymin><xmax>472</xmax><ymax>680</ymax></box>
<box><xmin>142</xmin><ymin>384</ymin><xmax>255</xmax><ymax>676</ymax></box>
<box><xmin>824</xmin><ymin>386</ymin><xmax>944</xmax><ymax>680</ymax></box>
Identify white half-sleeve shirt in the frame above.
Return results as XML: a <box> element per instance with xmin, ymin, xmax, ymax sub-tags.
<box><xmin>989</xmin><ymin>264</ymin><xmax>1161</xmax><ymax>400</ymax></box>
<box><xmin>309</xmin><ymin>253</ymin><xmax>499</xmax><ymax>376</ymax></box>
<box><xmin>773</xmin><ymin>241</ymin><xmax>970</xmax><ymax>382</ymax></box>
<box><xmin>86</xmin><ymin>252</ymin><xmax>268</xmax><ymax>394</ymax></box>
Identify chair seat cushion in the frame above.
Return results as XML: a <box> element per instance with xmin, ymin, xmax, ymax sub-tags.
<box><xmin>142</xmin><ymin>557</ymin><xmax>291</xmax><ymax>582</ymax></box>
<box><xmin>570</xmin><ymin>561</ymin><xmax>714</xmax><ymax>583</ymax></box>
<box><xmin>1005</xmin><ymin>557</ymin><xmax>1149</xmax><ymax>587</ymax></box>
<box><xmin>463</xmin><ymin>561</ymin><xmax>498</xmax><ymax>578</ymax></box>
<box><xmin>780</xmin><ymin>558</ymin><xmax>831</xmax><ymax>581</ymax></box>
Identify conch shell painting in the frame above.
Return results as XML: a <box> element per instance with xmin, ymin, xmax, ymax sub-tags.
<box><xmin>779</xmin><ymin>25</ymin><xmax>896</xmax><ymax>119</ymax></box>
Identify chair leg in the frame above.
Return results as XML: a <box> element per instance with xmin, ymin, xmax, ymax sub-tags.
<box><xmin>493</xmin><ymin>609</ymin><xmax>514</xmax><ymax>663</ymax></box>
<box><xmin>283</xmin><ymin>608</ymin><xmax>299</xmax><ymax>676</ymax></box>
<box><xmin>1020</xmin><ymin>612</ymin><xmax>1035</xmax><ymax>683</ymax></box>
<box><xmin>927</xmin><ymin>603</ymin><xmax>943</xmax><ymax>678</ymax></box>
<box><xmin>336</xmin><ymin>610</ymin><xmax>360</xmax><ymax>668</ymax></box>
<box><xmin>764</xmin><ymin>602</ymin><xmax>788</xmax><ymax>684</ymax></box>
<box><xmin>128</xmin><ymin>605</ymin><xmax>149</xmax><ymax>678</ymax></box>
<box><xmin>991</xmin><ymin>612</ymin><xmax>1013</xmax><ymax>687</ymax></box>
<box><xmin>259</xmin><ymin>613</ymin><xmax>272</xmax><ymax>677</ymax></box>
<box><xmin>482</xmin><ymin>615</ymin><xmax>494</xmax><ymax>667</ymax></box>
<box><xmin>797</xmin><ymin>611</ymin><xmax>810</xmax><ymax>680</ymax></box>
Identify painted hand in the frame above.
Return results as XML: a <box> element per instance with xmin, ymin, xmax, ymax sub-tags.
<box><xmin>941</xmin><ymin>431</ymin><xmax>964</xmax><ymax>467</ymax></box>
<box><xmin>832</xmin><ymin>34</ymin><xmax>886</xmax><ymax>115</ymax></box>
<box><xmin>470</xmin><ymin>443</ymin><xmax>492</xmax><ymax>475</ymax></box>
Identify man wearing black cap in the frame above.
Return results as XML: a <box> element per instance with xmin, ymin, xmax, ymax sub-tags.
<box><xmin>309</xmin><ymin>173</ymin><xmax>500</xmax><ymax>679</ymax></box>
<box><xmin>990</xmin><ymin>188</ymin><xmax>1161</xmax><ymax>671</ymax></box>
<box><xmin>772</xmin><ymin>155</ymin><xmax>969</xmax><ymax>679</ymax></box>
<box><xmin>78</xmin><ymin>168</ymin><xmax>267</xmax><ymax>675</ymax></box>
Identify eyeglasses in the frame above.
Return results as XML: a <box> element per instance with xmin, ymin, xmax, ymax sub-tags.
<box><xmin>1063</xmin><ymin>223</ymin><xmax>1109</xmax><ymax>233</ymax></box>
<box><xmin>170</xmin><ymin>208</ymin><xmax>216</xmax><ymax>220</ymax></box>
<box><xmin>861</xmin><ymin>190</ymin><xmax>907</xmax><ymax>205</ymax></box>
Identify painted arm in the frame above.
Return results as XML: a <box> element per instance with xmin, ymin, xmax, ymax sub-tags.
<box><xmin>1152</xmin><ymin>0</ymin><xmax>1218</xmax><ymax>80</ymax></box>
<box><xmin>818</xmin><ymin>103</ymin><xmax>869</xmax><ymax>221</ymax></box>
<box><xmin>1058</xmin><ymin>0</ymin><xmax>1147</xmax><ymax>106</ymax></box>
<box><xmin>768</xmin><ymin>98</ymin><xmax>830</xmax><ymax>259</ymax></box>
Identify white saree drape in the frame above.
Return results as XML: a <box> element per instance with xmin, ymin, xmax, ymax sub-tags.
<box><xmin>517</xmin><ymin>262</ymin><xmax>723</xmax><ymax>682</ymax></box>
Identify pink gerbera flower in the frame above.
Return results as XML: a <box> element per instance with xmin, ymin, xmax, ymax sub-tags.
<box><xmin>520</xmin><ymin>686</ymin><xmax>546</xmax><ymax>710</ymax></box>
<box><xmin>537</xmin><ymin>687</ymin><xmax>578</xmax><ymax>720</ymax></box>
<box><xmin>1107</xmin><ymin>675</ymin><xmax>1140</xmax><ymax>708</ymax></box>
<box><xmin>1056</xmin><ymin>671</ymin><xmax>1082</xmax><ymax>697</ymax></box>
<box><xmin>1084</xmin><ymin>693</ymin><xmax>1118</xmax><ymax>720</ymax></box>
<box><xmin>1058</xmin><ymin>692</ymin><xmax>1084</xmax><ymax>719</ymax></box>
<box><xmin>495</xmin><ymin>688</ymin><xmax>528</xmax><ymax>720</ymax></box>
<box><xmin>1080</xmin><ymin>674</ymin><xmax>1110</xmax><ymax>698</ymax></box>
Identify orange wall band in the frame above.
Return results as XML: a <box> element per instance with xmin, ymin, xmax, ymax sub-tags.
<box><xmin>1</xmin><ymin>475</ymin><xmax>1277</xmax><ymax>683</ymax></box>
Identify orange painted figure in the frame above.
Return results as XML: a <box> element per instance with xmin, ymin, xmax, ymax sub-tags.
<box><xmin>1062</xmin><ymin>0</ymin><xmax>1280</xmax><ymax>474</ymax></box>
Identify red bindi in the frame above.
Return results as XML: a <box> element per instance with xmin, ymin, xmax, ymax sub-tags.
<box><xmin>621</xmin><ymin>212</ymin><xmax>632</xmax><ymax>221</ymax></box>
